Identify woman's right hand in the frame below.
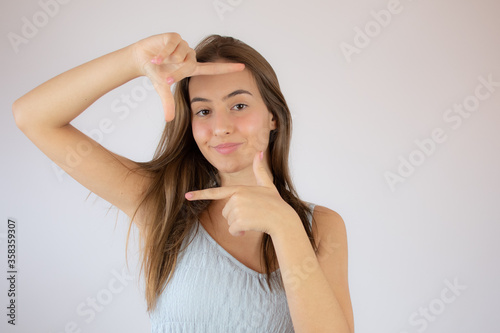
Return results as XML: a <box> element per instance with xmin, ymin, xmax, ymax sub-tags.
<box><xmin>132</xmin><ymin>33</ymin><xmax>245</xmax><ymax>122</ymax></box>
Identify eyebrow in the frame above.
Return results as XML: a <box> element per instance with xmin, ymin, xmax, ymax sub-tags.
<box><xmin>190</xmin><ymin>89</ymin><xmax>253</xmax><ymax>104</ymax></box>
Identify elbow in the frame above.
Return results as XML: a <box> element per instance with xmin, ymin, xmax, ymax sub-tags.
<box><xmin>12</xmin><ymin>98</ymin><xmax>26</xmax><ymax>130</ymax></box>
<box><xmin>12</xmin><ymin>97</ymin><xmax>36</xmax><ymax>132</ymax></box>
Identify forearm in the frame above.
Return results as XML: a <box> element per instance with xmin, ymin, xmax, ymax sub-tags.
<box><xmin>13</xmin><ymin>44</ymin><xmax>141</xmax><ymax>129</ymax></box>
<box><xmin>272</xmin><ymin>219</ymin><xmax>351</xmax><ymax>333</ymax></box>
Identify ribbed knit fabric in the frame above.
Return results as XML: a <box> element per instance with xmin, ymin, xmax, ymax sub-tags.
<box><xmin>150</xmin><ymin>203</ymin><xmax>316</xmax><ymax>333</ymax></box>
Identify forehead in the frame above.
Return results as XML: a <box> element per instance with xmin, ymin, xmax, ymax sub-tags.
<box><xmin>188</xmin><ymin>68</ymin><xmax>258</xmax><ymax>100</ymax></box>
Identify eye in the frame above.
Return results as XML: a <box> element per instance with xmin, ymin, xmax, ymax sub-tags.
<box><xmin>232</xmin><ymin>103</ymin><xmax>247</xmax><ymax>111</ymax></box>
<box><xmin>194</xmin><ymin>109</ymin><xmax>210</xmax><ymax>117</ymax></box>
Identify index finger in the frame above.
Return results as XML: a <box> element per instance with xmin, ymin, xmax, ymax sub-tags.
<box><xmin>185</xmin><ymin>186</ymin><xmax>237</xmax><ymax>201</ymax></box>
<box><xmin>191</xmin><ymin>62</ymin><xmax>245</xmax><ymax>76</ymax></box>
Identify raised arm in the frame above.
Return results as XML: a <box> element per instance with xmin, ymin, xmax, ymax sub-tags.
<box><xmin>12</xmin><ymin>32</ymin><xmax>245</xmax><ymax>225</ymax></box>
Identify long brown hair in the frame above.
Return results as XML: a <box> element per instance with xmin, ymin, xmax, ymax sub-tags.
<box><xmin>127</xmin><ymin>35</ymin><xmax>318</xmax><ymax>313</ymax></box>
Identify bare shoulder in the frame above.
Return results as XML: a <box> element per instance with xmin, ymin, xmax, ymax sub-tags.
<box><xmin>310</xmin><ymin>205</ymin><xmax>348</xmax><ymax>253</ymax></box>
<box><xmin>312</xmin><ymin>205</ymin><xmax>344</xmax><ymax>222</ymax></box>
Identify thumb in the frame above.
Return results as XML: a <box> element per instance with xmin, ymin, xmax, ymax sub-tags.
<box><xmin>253</xmin><ymin>151</ymin><xmax>274</xmax><ymax>187</ymax></box>
<box><xmin>142</xmin><ymin>62</ymin><xmax>176</xmax><ymax>122</ymax></box>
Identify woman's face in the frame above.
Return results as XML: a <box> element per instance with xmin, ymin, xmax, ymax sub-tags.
<box><xmin>188</xmin><ymin>67</ymin><xmax>276</xmax><ymax>176</ymax></box>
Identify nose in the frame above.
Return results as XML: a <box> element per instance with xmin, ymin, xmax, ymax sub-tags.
<box><xmin>212</xmin><ymin>109</ymin><xmax>233</xmax><ymax>136</ymax></box>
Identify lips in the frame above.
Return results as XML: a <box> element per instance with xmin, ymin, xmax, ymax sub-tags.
<box><xmin>213</xmin><ymin>143</ymin><xmax>242</xmax><ymax>155</ymax></box>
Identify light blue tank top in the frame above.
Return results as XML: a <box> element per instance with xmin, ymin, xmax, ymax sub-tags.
<box><xmin>150</xmin><ymin>203</ymin><xmax>316</xmax><ymax>333</ymax></box>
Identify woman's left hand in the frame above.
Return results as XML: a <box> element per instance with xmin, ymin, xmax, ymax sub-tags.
<box><xmin>184</xmin><ymin>151</ymin><xmax>300</xmax><ymax>237</ymax></box>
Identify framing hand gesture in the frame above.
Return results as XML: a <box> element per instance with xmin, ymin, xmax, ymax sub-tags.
<box><xmin>133</xmin><ymin>33</ymin><xmax>245</xmax><ymax>121</ymax></box>
<box><xmin>185</xmin><ymin>151</ymin><xmax>300</xmax><ymax>237</ymax></box>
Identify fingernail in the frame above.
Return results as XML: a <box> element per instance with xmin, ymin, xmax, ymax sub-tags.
<box><xmin>260</xmin><ymin>151</ymin><xmax>264</xmax><ymax>160</ymax></box>
<box><xmin>150</xmin><ymin>57</ymin><xmax>161</xmax><ymax>64</ymax></box>
<box><xmin>166</xmin><ymin>77</ymin><xmax>174</xmax><ymax>85</ymax></box>
<box><xmin>185</xmin><ymin>192</ymin><xmax>193</xmax><ymax>199</ymax></box>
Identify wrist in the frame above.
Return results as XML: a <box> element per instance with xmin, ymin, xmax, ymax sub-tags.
<box><xmin>122</xmin><ymin>43</ymin><xmax>144</xmax><ymax>79</ymax></box>
<box><xmin>269</xmin><ymin>213</ymin><xmax>303</xmax><ymax>241</ymax></box>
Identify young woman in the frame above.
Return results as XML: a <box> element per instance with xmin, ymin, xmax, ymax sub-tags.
<box><xmin>13</xmin><ymin>32</ymin><xmax>354</xmax><ymax>333</ymax></box>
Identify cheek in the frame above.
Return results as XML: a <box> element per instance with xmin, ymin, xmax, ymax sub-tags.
<box><xmin>241</xmin><ymin>117</ymin><xmax>271</xmax><ymax>151</ymax></box>
<box><xmin>191</xmin><ymin>122</ymin><xmax>211</xmax><ymax>146</ymax></box>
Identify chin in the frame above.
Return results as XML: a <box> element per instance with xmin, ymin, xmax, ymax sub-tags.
<box><xmin>213</xmin><ymin>161</ymin><xmax>245</xmax><ymax>174</ymax></box>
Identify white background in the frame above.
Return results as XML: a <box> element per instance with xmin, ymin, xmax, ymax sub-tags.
<box><xmin>1</xmin><ymin>0</ymin><xmax>499</xmax><ymax>332</ymax></box>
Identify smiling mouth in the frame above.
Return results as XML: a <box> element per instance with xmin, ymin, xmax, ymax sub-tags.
<box><xmin>213</xmin><ymin>143</ymin><xmax>242</xmax><ymax>155</ymax></box>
